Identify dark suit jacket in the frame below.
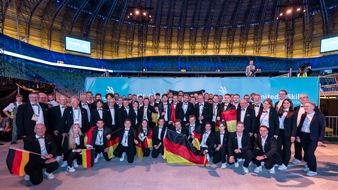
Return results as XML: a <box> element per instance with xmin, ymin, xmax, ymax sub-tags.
<box><xmin>62</xmin><ymin>107</ymin><xmax>89</xmax><ymax>134</ymax></box>
<box><xmin>220</xmin><ymin>103</ymin><xmax>236</xmax><ymax>113</ymax></box>
<box><xmin>157</xmin><ymin>102</ymin><xmax>172</xmax><ymax>122</ymax></box>
<box><xmin>194</xmin><ymin>102</ymin><xmax>213</xmax><ymax>126</ymax></box>
<box><xmin>139</xmin><ymin>105</ymin><xmax>154</xmax><ymax>121</ymax></box>
<box><xmin>200</xmin><ymin>131</ymin><xmax>215</xmax><ymax>155</ymax></box>
<box><xmin>176</xmin><ymin>102</ymin><xmax>194</xmax><ymax>122</ymax></box>
<box><xmin>254</xmin><ymin>135</ymin><xmax>279</xmax><ymax>159</ymax></box>
<box><xmin>90</xmin><ymin>108</ymin><xmax>109</xmax><ymax>127</ymax></box>
<box><xmin>152</xmin><ymin>125</ymin><xmax>167</xmax><ymax>146</ymax></box>
<box><xmin>16</xmin><ymin>102</ymin><xmax>50</xmax><ymax>137</ymax></box>
<box><xmin>279</xmin><ymin>112</ymin><xmax>296</xmax><ymax>137</ymax></box>
<box><xmin>236</xmin><ymin>107</ymin><xmax>256</xmax><ymax>134</ymax></box>
<box><xmin>228</xmin><ymin>132</ymin><xmax>251</xmax><ymax>157</ymax></box>
<box><xmin>297</xmin><ymin>111</ymin><xmax>325</xmax><ymax>142</ymax></box>
<box><xmin>215</xmin><ymin>130</ymin><xmax>229</xmax><ymax>148</ymax></box>
<box><xmin>62</xmin><ymin>135</ymin><xmax>85</xmax><ymax>154</ymax></box>
<box><xmin>256</xmin><ymin>109</ymin><xmax>279</xmax><ymax>136</ymax></box>
<box><xmin>118</xmin><ymin>128</ymin><xmax>136</xmax><ymax>153</ymax></box>
<box><xmin>24</xmin><ymin>134</ymin><xmax>57</xmax><ymax>164</ymax></box>
<box><xmin>172</xmin><ymin>127</ymin><xmax>189</xmax><ymax>137</ymax></box>
<box><xmin>105</xmin><ymin>106</ymin><xmax>118</xmax><ymax>131</ymax></box>
<box><xmin>90</xmin><ymin>126</ymin><xmax>112</xmax><ymax>147</ymax></box>
<box><xmin>51</xmin><ymin>105</ymin><xmax>68</xmax><ymax>133</ymax></box>
<box><xmin>117</xmin><ymin>106</ymin><xmax>139</xmax><ymax>129</ymax></box>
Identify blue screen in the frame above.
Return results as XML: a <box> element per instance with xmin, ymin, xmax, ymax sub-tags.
<box><xmin>65</xmin><ymin>37</ymin><xmax>91</xmax><ymax>54</ymax></box>
<box><xmin>321</xmin><ymin>36</ymin><xmax>338</xmax><ymax>53</ymax></box>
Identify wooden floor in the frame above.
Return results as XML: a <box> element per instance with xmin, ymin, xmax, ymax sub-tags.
<box><xmin>1</xmin><ymin>140</ymin><xmax>337</xmax><ymax>190</ymax></box>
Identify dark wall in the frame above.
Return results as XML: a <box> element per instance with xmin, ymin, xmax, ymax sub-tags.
<box><xmin>320</xmin><ymin>99</ymin><xmax>338</xmax><ymax>116</ymax></box>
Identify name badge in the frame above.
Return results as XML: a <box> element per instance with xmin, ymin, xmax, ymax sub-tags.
<box><xmin>31</xmin><ymin>114</ymin><xmax>39</xmax><ymax>121</ymax></box>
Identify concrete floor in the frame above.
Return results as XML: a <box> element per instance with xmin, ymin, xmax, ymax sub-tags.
<box><xmin>1</xmin><ymin>140</ymin><xmax>337</xmax><ymax>190</ymax></box>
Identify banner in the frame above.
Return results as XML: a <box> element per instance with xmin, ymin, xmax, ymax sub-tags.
<box><xmin>84</xmin><ymin>77</ymin><xmax>319</xmax><ymax>106</ymax></box>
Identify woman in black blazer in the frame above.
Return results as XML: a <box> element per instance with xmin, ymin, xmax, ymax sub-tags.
<box><xmin>276</xmin><ymin>98</ymin><xmax>295</xmax><ymax>170</ymax></box>
<box><xmin>62</xmin><ymin>124</ymin><xmax>86</xmax><ymax>172</ymax></box>
<box><xmin>256</xmin><ymin>98</ymin><xmax>279</xmax><ymax>138</ymax></box>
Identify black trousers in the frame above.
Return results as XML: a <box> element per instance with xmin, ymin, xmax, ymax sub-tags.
<box><xmin>53</xmin><ymin>133</ymin><xmax>63</xmax><ymax>156</ymax></box>
<box><xmin>301</xmin><ymin>132</ymin><xmax>318</xmax><ymax>172</ymax></box>
<box><xmin>151</xmin><ymin>144</ymin><xmax>164</xmax><ymax>158</ymax></box>
<box><xmin>253</xmin><ymin>149</ymin><xmax>277</xmax><ymax>169</ymax></box>
<box><xmin>113</xmin><ymin>144</ymin><xmax>135</xmax><ymax>163</ymax></box>
<box><xmin>24</xmin><ymin>158</ymin><xmax>59</xmax><ymax>185</ymax></box>
<box><xmin>277</xmin><ymin>129</ymin><xmax>292</xmax><ymax>166</ymax></box>
<box><xmin>141</xmin><ymin>142</ymin><xmax>150</xmax><ymax>157</ymax></box>
<box><xmin>94</xmin><ymin>144</ymin><xmax>111</xmax><ymax>161</ymax></box>
<box><xmin>294</xmin><ymin>140</ymin><xmax>303</xmax><ymax>160</ymax></box>
<box><xmin>64</xmin><ymin>151</ymin><xmax>82</xmax><ymax>167</ymax></box>
<box><xmin>229</xmin><ymin>150</ymin><xmax>253</xmax><ymax>168</ymax></box>
<box><xmin>213</xmin><ymin>145</ymin><xmax>227</xmax><ymax>164</ymax></box>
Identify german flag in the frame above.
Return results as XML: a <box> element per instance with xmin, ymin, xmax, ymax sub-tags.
<box><xmin>85</xmin><ymin>126</ymin><xmax>96</xmax><ymax>145</ymax></box>
<box><xmin>163</xmin><ymin>130</ymin><xmax>208</xmax><ymax>166</ymax></box>
<box><xmin>144</xmin><ymin>130</ymin><xmax>153</xmax><ymax>149</ymax></box>
<box><xmin>107</xmin><ymin>133</ymin><xmax>120</xmax><ymax>159</ymax></box>
<box><xmin>192</xmin><ymin>131</ymin><xmax>202</xmax><ymax>151</ymax></box>
<box><xmin>6</xmin><ymin>148</ymin><xmax>31</xmax><ymax>176</ymax></box>
<box><xmin>82</xmin><ymin>148</ymin><xmax>95</xmax><ymax>168</ymax></box>
<box><xmin>221</xmin><ymin>109</ymin><xmax>237</xmax><ymax>132</ymax></box>
<box><xmin>135</xmin><ymin>142</ymin><xmax>144</xmax><ymax>160</ymax></box>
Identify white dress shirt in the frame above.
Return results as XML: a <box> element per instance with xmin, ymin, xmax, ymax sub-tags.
<box><xmin>35</xmin><ymin>134</ymin><xmax>48</xmax><ymax>156</ymax></box>
<box><xmin>121</xmin><ymin>129</ymin><xmax>129</xmax><ymax>147</ymax></box>
<box><xmin>260</xmin><ymin>109</ymin><xmax>270</xmax><ymax>128</ymax></box>
<box><xmin>301</xmin><ymin>112</ymin><xmax>315</xmax><ymax>133</ymax></box>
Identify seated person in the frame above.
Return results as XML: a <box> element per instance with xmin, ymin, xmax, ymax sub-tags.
<box><xmin>152</xmin><ymin>118</ymin><xmax>167</xmax><ymax>158</ymax></box>
<box><xmin>198</xmin><ymin>122</ymin><xmax>215</xmax><ymax>162</ymax></box>
<box><xmin>186</xmin><ymin>115</ymin><xmax>201</xmax><ymax>143</ymax></box>
<box><xmin>113</xmin><ymin>119</ymin><xmax>138</xmax><ymax>163</ymax></box>
<box><xmin>88</xmin><ymin>119</ymin><xmax>112</xmax><ymax>163</ymax></box>
<box><xmin>0</xmin><ymin>113</ymin><xmax>11</xmax><ymax>143</ymax></box>
<box><xmin>23</xmin><ymin>123</ymin><xmax>59</xmax><ymax>185</ymax></box>
<box><xmin>213</xmin><ymin>122</ymin><xmax>229</xmax><ymax>169</ymax></box>
<box><xmin>253</xmin><ymin>125</ymin><xmax>281</xmax><ymax>174</ymax></box>
<box><xmin>228</xmin><ymin>121</ymin><xmax>253</xmax><ymax>173</ymax></box>
<box><xmin>172</xmin><ymin>119</ymin><xmax>189</xmax><ymax>136</ymax></box>
<box><xmin>137</xmin><ymin>119</ymin><xmax>152</xmax><ymax>157</ymax></box>
<box><xmin>61</xmin><ymin>124</ymin><xmax>86</xmax><ymax>172</ymax></box>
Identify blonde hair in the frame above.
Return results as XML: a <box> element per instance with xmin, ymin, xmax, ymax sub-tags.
<box><xmin>68</xmin><ymin>124</ymin><xmax>83</xmax><ymax>149</ymax></box>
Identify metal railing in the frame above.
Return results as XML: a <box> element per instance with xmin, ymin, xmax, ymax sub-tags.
<box><xmin>325</xmin><ymin>116</ymin><xmax>338</xmax><ymax>137</ymax></box>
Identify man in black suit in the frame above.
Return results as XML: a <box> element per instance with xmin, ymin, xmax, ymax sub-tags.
<box><xmin>23</xmin><ymin>123</ymin><xmax>59</xmax><ymax>185</ymax></box>
<box><xmin>79</xmin><ymin>93</ymin><xmax>91</xmax><ymax>123</ymax></box>
<box><xmin>220</xmin><ymin>94</ymin><xmax>236</xmax><ymax>113</ymax></box>
<box><xmin>213</xmin><ymin>121</ymin><xmax>229</xmax><ymax>169</ymax></box>
<box><xmin>274</xmin><ymin>90</ymin><xmax>287</xmax><ymax>111</ymax></box>
<box><xmin>173</xmin><ymin>119</ymin><xmax>189</xmax><ymax>136</ymax></box>
<box><xmin>158</xmin><ymin>94</ymin><xmax>173</xmax><ymax>125</ymax></box>
<box><xmin>90</xmin><ymin>99</ymin><xmax>109</xmax><ymax>127</ymax></box>
<box><xmin>152</xmin><ymin>118</ymin><xmax>167</xmax><ymax>158</ymax></box>
<box><xmin>89</xmin><ymin>119</ymin><xmax>112</xmax><ymax>163</ymax></box>
<box><xmin>211</xmin><ymin>95</ymin><xmax>222</xmax><ymax>133</ymax></box>
<box><xmin>249</xmin><ymin>93</ymin><xmax>263</xmax><ymax>117</ymax></box>
<box><xmin>176</xmin><ymin>94</ymin><xmax>194</xmax><ymax>126</ymax></box>
<box><xmin>297</xmin><ymin>101</ymin><xmax>325</xmax><ymax>177</ymax></box>
<box><xmin>194</xmin><ymin>95</ymin><xmax>212</xmax><ymax>133</ymax></box>
<box><xmin>62</xmin><ymin>96</ymin><xmax>89</xmax><ymax>135</ymax></box>
<box><xmin>292</xmin><ymin>94</ymin><xmax>308</xmax><ymax>164</ymax></box>
<box><xmin>237</xmin><ymin>99</ymin><xmax>256</xmax><ymax>136</ymax></box>
<box><xmin>106</xmin><ymin>97</ymin><xmax>118</xmax><ymax>132</ymax></box>
<box><xmin>253</xmin><ymin>125</ymin><xmax>281</xmax><ymax>174</ymax></box>
<box><xmin>17</xmin><ymin>92</ymin><xmax>50</xmax><ymax>138</ymax></box>
<box><xmin>117</xmin><ymin>100</ymin><xmax>134</xmax><ymax>129</ymax></box>
<box><xmin>198</xmin><ymin>122</ymin><xmax>215</xmax><ymax>162</ymax></box>
<box><xmin>50</xmin><ymin>95</ymin><xmax>68</xmax><ymax>162</ymax></box>
<box><xmin>186</xmin><ymin>115</ymin><xmax>202</xmax><ymax>142</ymax></box>
<box><xmin>113</xmin><ymin>119</ymin><xmax>137</xmax><ymax>163</ymax></box>
<box><xmin>139</xmin><ymin>97</ymin><xmax>154</xmax><ymax>125</ymax></box>
<box><xmin>228</xmin><ymin>122</ymin><xmax>253</xmax><ymax>173</ymax></box>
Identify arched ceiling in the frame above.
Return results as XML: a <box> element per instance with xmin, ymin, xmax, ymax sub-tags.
<box><xmin>3</xmin><ymin>0</ymin><xmax>338</xmax><ymax>59</ymax></box>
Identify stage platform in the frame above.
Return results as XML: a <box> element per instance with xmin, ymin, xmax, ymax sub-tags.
<box><xmin>1</xmin><ymin>140</ymin><xmax>337</xmax><ymax>190</ymax></box>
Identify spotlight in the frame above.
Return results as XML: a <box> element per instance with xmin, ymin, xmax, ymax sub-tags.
<box><xmin>297</xmin><ymin>7</ymin><xmax>301</xmax><ymax>12</ymax></box>
<box><xmin>135</xmin><ymin>10</ymin><xmax>140</xmax><ymax>15</ymax></box>
<box><xmin>286</xmin><ymin>9</ymin><xmax>292</xmax><ymax>14</ymax></box>
<box><xmin>143</xmin><ymin>12</ymin><xmax>147</xmax><ymax>16</ymax></box>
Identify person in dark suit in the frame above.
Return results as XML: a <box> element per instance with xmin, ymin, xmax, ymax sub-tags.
<box><xmin>297</xmin><ymin>101</ymin><xmax>325</xmax><ymax>177</ymax></box>
<box><xmin>173</xmin><ymin>119</ymin><xmax>189</xmax><ymax>136</ymax></box>
<box><xmin>105</xmin><ymin>97</ymin><xmax>118</xmax><ymax>132</ymax></box>
<box><xmin>228</xmin><ymin>121</ymin><xmax>253</xmax><ymax>173</ymax></box>
<box><xmin>79</xmin><ymin>93</ymin><xmax>91</xmax><ymax>123</ymax></box>
<box><xmin>237</xmin><ymin>99</ymin><xmax>256</xmax><ymax>136</ymax></box>
<box><xmin>113</xmin><ymin>119</ymin><xmax>138</xmax><ymax>163</ymax></box>
<box><xmin>139</xmin><ymin>98</ymin><xmax>155</xmax><ymax>126</ymax></box>
<box><xmin>176</xmin><ymin>94</ymin><xmax>194</xmax><ymax>126</ymax></box>
<box><xmin>16</xmin><ymin>92</ymin><xmax>51</xmax><ymax>138</ymax></box>
<box><xmin>210</xmin><ymin>95</ymin><xmax>222</xmax><ymax>133</ymax></box>
<box><xmin>194</xmin><ymin>95</ymin><xmax>212</xmax><ymax>133</ymax></box>
<box><xmin>131</xmin><ymin>101</ymin><xmax>142</xmax><ymax>130</ymax></box>
<box><xmin>253</xmin><ymin>125</ymin><xmax>281</xmax><ymax>174</ymax></box>
<box><xmin>23</xmin><ymin>123</ymin><xmax>59</xmax><ymax>185</ymax></box>
<box><xmin>152</xmin><ymin>118</ymin><xmax>167</xmax><ymax>158</ymax></box>
<box><xmin>292</xmin><ymin>94</ymin><xmax>308</xmax><ymax>164</ymax></box>
<box><xmin>213</xmin><ymin>122</ymin><xmax>229</xmax><ymax>169</ymax></box>
<box><xmin>136</xmin><ymin>119</ymin><xmax>152</xmax><ymax>157</ymax></box>
<box><xmin>256</xmin><ymin>98</ymin><xmax>279</xmax><ymax>138</ymax></box>
<box><xmin>186</xmin><ymin>115</ymin><xmax>202</xmax><ymax>142</ymax></box>
<box><xmin>198</xmin><ymin>122</ymin><xmax>215</xmax><ymax>162</ymax></box>
<box><xmin>50</xmin><ymin>95</ymin><xmax>68</xmax><ymax>162</ymax></box>
<box><xmin>158</xmin><ymin>94</ymin><xmax>173</xmax><ymax>125</ymax></box>
<box><xmin>61</xmin><ymin>123</ymin><xmax>85</xmax><ymax>172</ymax></box>
<box><xmin>274</xmin><ymin>90</ymin><xmax>287</xmax><ymax>111</ymax></box>
<box><xmin>276</xmin><ymin>98</ymin><xmax>295</xmax><ymax>171</ymax></box>
<box><xmin>220</xmin><ymin>94</ymin><xmax>236</xmax><ymax>113</ymax></box>
<box><xmin>117</xmin><ymin>100</ymin><xmax>134</xmax><ymax>129</ymax></box>
<box><xmin>249</xmin><ymin>93</ymin><xmax>263</xmax><ymax>117</ymax></box>
<box><xmin>90</xmin><ymin>99</ymin><xmax>109</xmax><ymax>127</ymax></box>
<box><xmin>62</xmin><ymin>96</ymin><xmax>89</xmax><ymax>135</ymax></box>
<box><xmin>88</xmin><ymin>119</ymin><xmax>112</xmax><ymax>163</ymax></box>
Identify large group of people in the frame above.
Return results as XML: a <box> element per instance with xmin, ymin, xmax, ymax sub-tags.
<box><xmin>2</xmin><ymin>89</ymin><xmax>325</xmax><ymax>185</ymax></box>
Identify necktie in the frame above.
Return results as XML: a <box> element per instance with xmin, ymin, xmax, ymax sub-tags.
<box><xmin>32</xmin><ymin>104</ymin><xmax>38</xmax><ymax>106</ymax></box>
<box><xmin>263</xmin><ymin>111</ymin><xmax>268</xmax><ymax>113</ymax></box>
<box><xmin>241</xmin><ymin>109</ymin><xmax>245</xmax><ymax>111</ymax></box>
<box><xmin>61</xmin><ymin>106</ymin><xmax>65</xmax><ymax>108</ymax></box>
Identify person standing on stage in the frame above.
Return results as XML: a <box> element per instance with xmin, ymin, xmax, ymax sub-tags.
<box><xmin>3</xmin><ymin>94</ymin><xmax>23</xmax><ymax>144</ymax></box>
<box><xmin>245</xmin><ymin>60</ymin><xmax>256</xmax><ymax>77</ymax></box>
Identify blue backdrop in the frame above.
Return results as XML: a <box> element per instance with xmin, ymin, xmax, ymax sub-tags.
<box><xmin>84</xmin><ymin>77</ymin><xmax>320</xmax><ymax>106</ymax></box>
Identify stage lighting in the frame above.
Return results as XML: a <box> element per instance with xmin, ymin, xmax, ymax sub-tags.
<box><xmin>276</xmin><ymin>3</ymin><xmax>305</xmax><ymax>21</ymax></box>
